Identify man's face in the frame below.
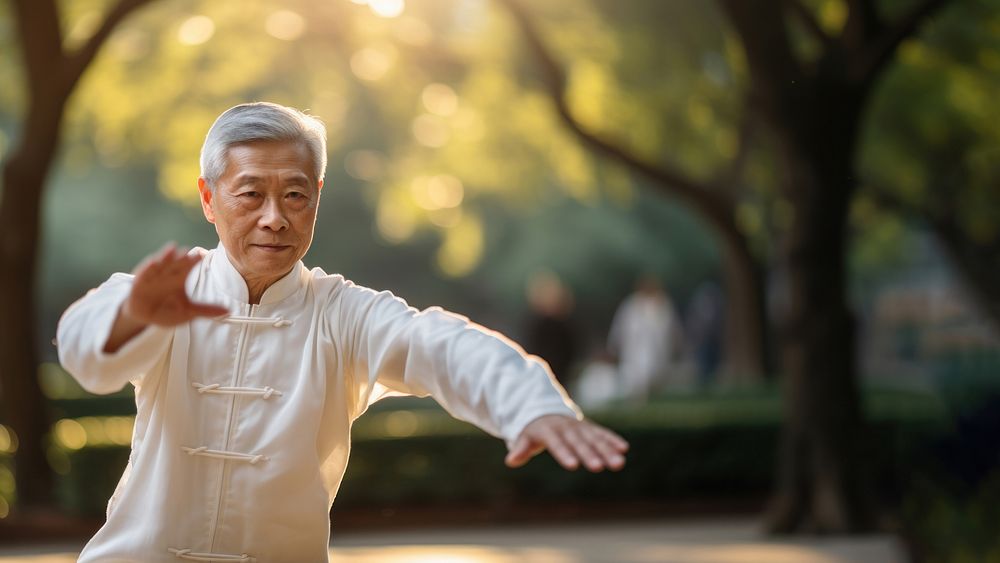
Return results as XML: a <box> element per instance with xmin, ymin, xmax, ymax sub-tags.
<box><xmin>199</xmin><ymin>140</ymin><xmax>323</xmax><ymax>287</ymax></box>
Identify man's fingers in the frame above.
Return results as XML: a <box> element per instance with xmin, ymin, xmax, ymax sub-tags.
<box><xmin>564</xmin><ymin>427</ymin><xmax>606</xmax><ymax>472</ymax></box>
<box><xmin>505</xmin><ymin>436</ymin><xmax>540</xmax><ymax>468</ymax></box>
<box><xmin>133</xmin><ymin>244</ymin><xmax>173</xmax><ymax>276</ymax></box>
<box><xmin>134</xmin><ymin>243</ymin><xmax>183</xmax><ymax>278</ymax></box>
<box><xmin>586</xmin><ymin>424</ymin><xmax>629</xmax><ymax>454</ymax></box>
<box><xmin>598</xmin><ymin>427</ymin><xmax>630</xmax><ymax>453</ymax></box>
<box><xmin>538</xmin><ymin>428</ymin><xmax>580</xmax><ymax>471</ymax></box>
<box><xmin>169</xmin><ymin>252</ymin><xmax>203</xmax><ymax>279</ymax></box>
<box><xmin>577</xmin><ymin>423</ymin><xmax>627</xmax><ymax>471</ymax></box>
<box><xmin>586</xmin><ymin>428</ymin><xmax>627</xmax><ymax>471</ymax></box>
<box><xmin>137</xmin><ymin>248</ymin><xmax>203</xmax><ymax>289</ymax></box>
<box><xmin>508</xmin><ymin>427</ymin><xmax>579</xmax><ymax>471</ymax></box>
<box><xmin>508</xmin><ymin>416</ymin><xmax>628</xmax><ymax>473</ymax></box>
<box><xmin>150</xmin><ymin>242</ymin><xmax>179</xmax><ymax>267</ymax></box>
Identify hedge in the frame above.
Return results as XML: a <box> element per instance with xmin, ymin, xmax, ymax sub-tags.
<box><xmin>41</xmin><ymin>387</ymin><xmax>950</xmax><ymax>517</ymax></box>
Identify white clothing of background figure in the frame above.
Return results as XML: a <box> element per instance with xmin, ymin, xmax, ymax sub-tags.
<box><xmin>56</xmin><ymin>102</ymin><xmax>628</xmax><ymax>563</ymax></box>
<box><xmin>607</xmin><ymin>277</ymin><xmax>683</xmax><ymax>402</ymax></box>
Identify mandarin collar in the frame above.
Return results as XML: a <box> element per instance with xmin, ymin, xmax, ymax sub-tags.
<box><xmin>209</xmin><ymin>242</ymin><xmax>306</xmax><ymax>306</ymax></box>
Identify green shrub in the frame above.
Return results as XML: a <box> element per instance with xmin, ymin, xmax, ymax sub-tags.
<box><xmin>49</xmin><ymin>388</ymin><xmax>949</xmax><ymax>517</ymax></box>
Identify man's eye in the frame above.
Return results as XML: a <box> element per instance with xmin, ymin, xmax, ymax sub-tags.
<box><xmin>288</xmin><ymin>192</ymin><xmax>306</xmax><ymax>199</ymax></box>
<box><xmin>239</xmin><ymin>191</ymin><xmax>259</xmax><ymax>198</ymax></box>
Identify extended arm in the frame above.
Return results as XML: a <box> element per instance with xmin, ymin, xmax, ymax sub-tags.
<box><xmin>58</xmin><ymin>244</ymin><xmax>227</xmax><ymax>394</ymax></box>
<box><xmin>340</xmin><ymin>286</ymin><xmax>628</xmax><ymax>472</ymax></box>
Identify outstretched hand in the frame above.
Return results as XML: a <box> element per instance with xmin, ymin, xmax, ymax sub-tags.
<box><xmin>124</xmin><ymin>243</ymin><xmax>228</xmax><ymax>326</ymax></box>
<box><xmin>506</xmin><ymin>415</ymin><xmax>628</xmax><ymax>472</ymax></box>
<box><xmin>104</xmin><ymin>244</ymin><xmax>228</xmax><ymax>353</ymax></box>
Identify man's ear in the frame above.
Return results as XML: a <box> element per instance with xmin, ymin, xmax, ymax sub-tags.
<box><xmin>198</xmin><ymin>177</ymin><xmax>215</xmax><ymax>224</ymax></box>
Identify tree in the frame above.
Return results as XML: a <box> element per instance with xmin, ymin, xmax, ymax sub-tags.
<box><xmin>0</xmin><ymin>0</ymin><xmax>154</xmax><ymax>513</ymax></box>
<box><xmin>495</xmin><ymin>0</ymin><xmax>954</xmax><ymax>532</ymax></box>
<box><xmin>705</xmin><ymin>0</ymin><xmax>954</xmax><ymax>532</ymax></box>
<box><xmin>494</xmin><ymin>0</ymin><xmax>767</xmax><ymax>384</ymax></box>
<box><xmin>858</xmin><ymin>0</ymin><xmax>1000</xmax><ymax>330</ymax></box>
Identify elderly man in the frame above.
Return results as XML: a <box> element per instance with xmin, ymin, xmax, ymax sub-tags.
<box><xmin>57</xmin><ymin>102</ymin><xmax>628</xmax><ymax>562</ymax></box>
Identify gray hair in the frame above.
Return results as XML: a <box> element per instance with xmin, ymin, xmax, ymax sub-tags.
<box><xmin>200</xmin><ymin>102</ymin><xmax>327</xmax><ymax>189</ymax></box>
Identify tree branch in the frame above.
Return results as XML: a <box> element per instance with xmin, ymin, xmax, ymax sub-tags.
<box><xmin>716</xmin><ymin>0</ymin><xmax>802</xmax><ymax>122</ymax></box>
<box><xmin>11</xmin><ymin>0</ymin><xmax>64</xmax><ymax>95</ymax></box>
<box><xmin>64</xmin><ymin>0</ymin><xmax>156</xmax><ymax>91</ymax></box>
<box><xmin>852</xmin><ymin>0</ymin><xmax>952</xmax><ymax>85</ymax></box>
<box><xmin>786</xmin><ymin>0</ymin><xmax>836</xmax><ymax>50</ymax></box>
<box><xmin>496</xmin><ymin>0</ymin><xmax>738</xmax><ymax>236</ymax></box>
<box><xmin>844</xmin><ymin>0</ymin><xmax>883</xmax><ymax>49</ymax></box>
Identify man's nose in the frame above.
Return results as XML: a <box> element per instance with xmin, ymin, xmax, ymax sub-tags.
<box><xmin>258</xmin><ymin>198</ymin><xmax>289</xmax><ymax>231</ymax></box>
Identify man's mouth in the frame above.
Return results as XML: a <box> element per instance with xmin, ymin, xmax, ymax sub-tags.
<box><xmin>252</xmin><ymin>244</ymin><xmax>291</xmax><ymax>252</ymax></box>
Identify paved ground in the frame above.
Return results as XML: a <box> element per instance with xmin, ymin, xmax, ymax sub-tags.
<box><xmin>0</xmin><ymin>518</ymin><xmax>907</xmax><ymax>562</ymax></box>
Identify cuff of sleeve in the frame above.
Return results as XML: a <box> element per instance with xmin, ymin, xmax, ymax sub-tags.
<box><xmin>90</xmin><ymin>295</ymin><xmax>170</xmax><ymax>379</ymax></box>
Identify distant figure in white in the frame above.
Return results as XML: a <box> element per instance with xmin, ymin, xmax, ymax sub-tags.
<box><xmin>607</xmin><ymin>275</ymin><xmax>684</xmax><ymax>403</ymax></box>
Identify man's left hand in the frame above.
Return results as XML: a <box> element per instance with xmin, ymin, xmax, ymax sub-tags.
<box><xmin>505</xmin><ymin>415</ymin><xmax>628</xmax><ymax>472</ymax></box>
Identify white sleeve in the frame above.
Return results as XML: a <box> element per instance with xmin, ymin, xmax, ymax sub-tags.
<box><xmin>338</xmin><ymin>285</ymin><xmax>581</xmax><ymax>444</ymax></box>
<box><xmin>56</xmin><ymin>273</ymin><xmax>173</xmax><ymax>395</ymax></box>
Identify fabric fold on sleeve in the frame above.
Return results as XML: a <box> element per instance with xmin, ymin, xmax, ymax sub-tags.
<box><xmin>339</xmin><ymin>285</ymin><xmax>581</xmax><ymax>443</ymax></box>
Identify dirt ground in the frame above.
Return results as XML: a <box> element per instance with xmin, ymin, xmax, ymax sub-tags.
<box><xmin>0</xmin><ymin>517</ymin><xmax>906</xmax><ymax>562</ymax></box>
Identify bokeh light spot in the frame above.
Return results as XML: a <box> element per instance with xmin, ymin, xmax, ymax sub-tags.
<box><xmin>266</xmin><ymin>10</ymin><xmax>306</xmax><ymax>41</ymax></box>
<box><xmin>422</xmin><ymin>83</ymin><xmax>459</xmax><ymax>117</ymax></box>
<box><xmin>0</xmin><ymin>426</ymin><xmax>14</xmax><ymax>454</ymax></box>
<box><xmin>178</xmin><ymin>15</ymin><xmax>215</xmax><ymax>46</ymax></box>
<box><xmin>437</xmin><ymin>215</ymin><xmax>483</xmax><ymax>277</ymax></box>
<box><xmin>351</xmin><ymin>47</ymin><xmax>395</xmax><ymax>81</ymax></box>
<box><xmin>369</xmin><ymin>0</ymin><xmax>405</xmax><ymax>18</ymax></box>
<box><xmin>427</xmin><ymin>175</ymin><xmax>464</xmax><ymax>208</ymax></box>
<box><xmin>411</xmin><ymin>114</ymin><xmax>450</xmax><ymax>147</ymax></box>
<box><xmin>0</xmin><ymin>466</ymin><xmax>14</xmax><ymax>497</ymax></box>
<box><xmin>428</xmin><ymin>207</ymin><xmax>463</xmax><ymax>228</ymax></box>
<box><xmin>384</xmin><ymin>411</ymin><xmax>419</xmax><ymax>437</ymax></box>
<box><xmin>54</xmin><ymin>419</ymin><xmax>87</xmax><ymax>451</ymax></box>
<box><xmin>377</xmin><ymin>192</ymin><xmax>418</xmax><ymax>243</ymax></box>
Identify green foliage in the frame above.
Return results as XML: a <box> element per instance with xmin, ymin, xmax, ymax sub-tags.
<box><xmin>903</xmin><ymin>473</ymin><xmax>1000</xmax><ymax>563</ymax></box>
<box><xmin>1</xmin><ymin>0</ymin><xmax>749</xmax><ymax>278</ymax></box>
<box><xmin>859</xmin><ymin>0</ymin><xmax>1000</xmax><ymax>243</ymax></box>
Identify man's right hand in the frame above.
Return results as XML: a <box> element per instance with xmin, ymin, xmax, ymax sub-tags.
<box><xmin>104</xmin><ymin>244</ymin><xmax>229</xmax><ymax>353</ymax></box>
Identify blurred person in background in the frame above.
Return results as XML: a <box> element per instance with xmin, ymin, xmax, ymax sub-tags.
<box><xmin>685</xmin><ymin>279</ymin><xmax>724</xmax><ymax>391</ymax></box>
<box><xmin>607</xmin><ymin>274</ymin><xmax>684</xmax><ymax>403</ymax></box>
<box><xmin>56</xmin><ymin>102</ymin><xmax>628</xmax><ymax>562</ymax></box>
<box><xmin>522</xmin><ymin>270</ymin><xmax>579</xmax><ymax>387</ymax></box>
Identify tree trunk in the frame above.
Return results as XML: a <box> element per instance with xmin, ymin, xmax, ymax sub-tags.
<box><xmin>764</xmin><ymin>97</ymin><xmax>875</xmax><ymax>533</ymax></box>
<box><xmin>0</xmin><ymin>100</ymin><xmax>66</xmax><ymax>512</ymax></box>
<box><xmin>718</xmin><ymin>226</ymin><xmax>767</xmax><ymax>384</ymax></box>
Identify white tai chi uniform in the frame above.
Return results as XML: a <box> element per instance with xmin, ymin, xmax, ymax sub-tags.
<box><xmin>57</xmin><ymin>244</ymin><xmax>579</xmax><ymax>562</ymax></box>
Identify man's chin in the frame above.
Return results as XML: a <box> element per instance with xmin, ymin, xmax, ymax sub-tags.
<box><xmin>242</xmin><ymin>251</ymin><xmax>298</xmax><ymax>272</ymax></box>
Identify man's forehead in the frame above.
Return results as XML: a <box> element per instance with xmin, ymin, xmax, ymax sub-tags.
<box><xmin>223</xmin><ymin>141</ymin><xmax>316</xmax><ymax>178</ymax></box>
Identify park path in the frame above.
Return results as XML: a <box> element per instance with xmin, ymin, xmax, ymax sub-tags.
<box><xmin>0</xmin><ymin>517</ymin><xmax>906</xmax><ymax>562</ymax></box>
